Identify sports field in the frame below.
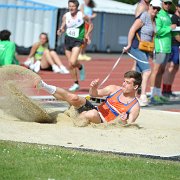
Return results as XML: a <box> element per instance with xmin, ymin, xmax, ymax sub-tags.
<box><xmin>0</xmin><ymin>54</ymin><xmax>180</xmax><ymax>179</ymax></box>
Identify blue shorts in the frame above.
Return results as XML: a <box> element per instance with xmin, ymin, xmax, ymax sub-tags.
<box><xmin>169</xmin><ymin>46</ymin><xmax>179</xmax><ymax>65</ymax></box>
<box><xmin>129</xmin><ymin>47</ymin><xmax>150</xmax><ymax>73</ymax></box>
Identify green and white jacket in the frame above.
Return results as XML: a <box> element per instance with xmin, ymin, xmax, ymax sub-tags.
<box><xmin>154</xmin><ymin>9</ymin><xmax>172</xmax><ymax>53</ymax></box>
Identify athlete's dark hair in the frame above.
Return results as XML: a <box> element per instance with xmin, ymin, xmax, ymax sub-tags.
<box><xmin>88</xmin><ymin>0</ymin><xmax>95</xmax><ymax>8</ymax></box>
<box><xmin>124</xmin><ymin>71</ymin><xmax>142</xmax><ymax>88</ymax></box>
<box><xmin>68</xmin><ymin>0</ymin><xmax>79</xmax><ymax>8</ymax></box>
<box><xmin>0</xmin><ymin>30</ymin><xmax>11</xmax><ymax>41</ymax></box>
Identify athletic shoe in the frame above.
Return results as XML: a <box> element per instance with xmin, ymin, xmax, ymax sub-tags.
<box><xmin>149</xmin><ymin>96</ymin><xmax>164</xmax><ymax>105</ymax></box>
<box><xmin>68</xmin><ymin>83</ymin><xmax>80</xmax><ymax>92</ymax></box>
<box><xmin>160</xmin><ymin>95</ymin><xmax>169</xmax><ymax>103</ymax></box>
<box><xmin>60</xmin><ymin>66</ymin><xmax>70</xmax><ymax>74</ymax></box>
<box><xmin>78</xmin><ymin>54</ymin><xmax>84</xmax><ymax>61</ymax></box>
<box><xmin>163</xmin><ymin>92</ymin><xmax>179</xmax><ymax>100</ymax></box>
<box><xmin>83</xmin><ymin>54</ymin><xmax>92</xmax><ymax>61</ymax></box>
<box><xmin>78</xmin><ymin>54</ymin><xmax>92</xmax><ymax>61</ymax></box>
<box><xmin>24</xmin><ymin>57</ymin><xmax>34</xmax><ymax>67</ymax></box>
<box><xmin>29</xmin><ymin>63</ymin><xmax>35</xmax><ymax>70</ymax></box>
<box><xmin>33</xmin><ymin>61</ymin><xmax>41</xmax><ymax>73</ymax></box>
<box><xmin>79</xmin><ymin>65</ymin><xmax>85</xmax><ymax>81</ymax></box>
<box><xmin>138</xmin><ymin>97</ymin><xmax>149</xmax><ymax>107</ymax></box>
<box><xmin>52</xmin><ymin>64</ymin><xmax>61</xmax><ymax>73</ymax></box>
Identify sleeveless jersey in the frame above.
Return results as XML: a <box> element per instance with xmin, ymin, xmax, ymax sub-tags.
<box><xmin>65</xmin><ymin>11</ymin><xmax>85</xmax><ymax>40</ymax></box>
<box><xmin>97</xmin><ymin>89</ymin><xmax>139</xmax><ymax>122</ymax></box>
<box><xmin>34</xmin><ymin>44</ymin><xmax>47</xmax><ymax>60</ymax></box>
<box><xmin>84</xmin><ymin>4</ymin><xmax>93</xmax><ymax>17</ymax></box>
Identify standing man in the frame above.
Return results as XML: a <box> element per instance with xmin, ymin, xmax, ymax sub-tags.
<box><xmin>162</xmin><ymin>2</ymin><xmax>180</xmax><ymax>98</ymax></box>
<box><xmin>0</xmin><ymin>30</ymin><xmax>19</xmax><ymax>66</ymax></box>
<box><xmin>57</xmin><ymin>0</ymin><xmax>90</xmax><ymax>92</ymax></box>
<box><xmin>150</xmin><ymin>0</ymin><xmax>177</xmax><ymax>104</ymax></box>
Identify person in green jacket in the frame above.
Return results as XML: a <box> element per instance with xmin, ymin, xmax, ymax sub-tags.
<box><xmin>149</xmin><ymin>0</ymin><xmax>177</xmax><ymax>104</ymax></box>
<box><xmin>0</xmin><ymin>30</ymin><xmax>19</xmax><ymax>66</ymax></box>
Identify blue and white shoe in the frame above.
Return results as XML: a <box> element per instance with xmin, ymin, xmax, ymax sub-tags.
<box><xmin>79</xmin><ymin>65</ymin><xmax>85</xmax><ymax>81</ymax></box>
<box><xmin>68</xmin><ymin>83</ymin><xmax>80</xmax><ymax>92</ymax></box>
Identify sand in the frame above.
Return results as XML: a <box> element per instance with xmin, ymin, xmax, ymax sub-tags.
<box><xmin>0</xmin><ymin>107</ymin><xmax>180</xmax><ymax>158</ymax></box>
<box><xmin>0</xmin><ymin>65</ymin><xmax>179</xmax><ymax>158</ymax></box>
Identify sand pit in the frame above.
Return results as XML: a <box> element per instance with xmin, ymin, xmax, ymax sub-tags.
<box><xmin>0</xmin><ymin>65</ymin><xmax>53</xmax><ymax>123</ymax></box>
<box><xmin>0</xmin><ymin>65</ymin><xmax>179</xmax><ymax>159</ymax></box>
<box><xmin>0</xmin><ymin>106</ymin><xmax>180</xmax><ymax>158</ymax></box>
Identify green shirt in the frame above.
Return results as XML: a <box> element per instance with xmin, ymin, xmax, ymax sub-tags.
<box><xmin>0</xmin><ymin>40</ymin><xmax>19</xmax><ymax>66</ymax></box>
<box><xmin>155</xmin><ymin>9</ymin><xmax>172</xmax><ymax>53</ymax></box>
<box><xmin>34</xmin><ymin>44</ymin><xmax>47</xmax><ymax>60</ymax></box>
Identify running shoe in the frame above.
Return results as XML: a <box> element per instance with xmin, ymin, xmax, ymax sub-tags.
<box><xmin>33</xmin><ymin>61</ymin><xmax>41</xmax><ymax>73</ymax></box>
<box><xmin>80</xmin><ymin>65</ymin><xmax>85</xmax><ymax>81</ymax></box>
<box><xmin>163</xmin><ymin>92</ymin><xmax>179</xmax><ymax>100</ymax></box>
<box><xmin>24</xmin><ymin>57</ymin><xmax>34</xmax><ymax>67</ymax></box>
<box><xmin>83</xmin><ymin>54</ymin><xmax>92</xmax><ymax>61</ymax></box>
<box><xmin>159</xmin><ymin>95</ymin><xmax>169</xmax><ymax>103</ymax></box>
<box><xmin>138</xmin><ymin>98</ymin><xmax>149</xmax><ymax>107</ymax></box>
<box><xmin>68</xmin><ymin>83</ymin><xmax>80</xmax><ymax>92</ymax></box>
<box><xmin>149</xmin><ymin>96</ymin><xmax>164</xmax><ymax>105</ymax></box>
<box><xmin>78</xmin><ymin>54</ymin><xmax>84</xmax><ymax>61</ymax></box>
<box><xmin>52</xmin><ymin>64</ymin><xmax>61</xmax><ymax>73</ymax></box>
<box><xmin>60</xmin><ymin>66</ymin><xmax>70</xmax><ymax>74</ymax></box>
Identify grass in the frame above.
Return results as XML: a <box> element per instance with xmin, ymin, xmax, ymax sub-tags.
<box><xmin>0</xmin><ymin>140</ymin><xmax>180</xmax><ymax>180</ymax></box>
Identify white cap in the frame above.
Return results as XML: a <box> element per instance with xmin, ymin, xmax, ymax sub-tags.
<box><xmin>150</xmin><ymin>0</ymin><xmax>162</xmax><ymax>8</ymax></box>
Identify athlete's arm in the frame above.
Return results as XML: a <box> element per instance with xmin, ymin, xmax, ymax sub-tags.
<box><xmin>124</xmin><ymin>18</ymin><xmax>143</xmax><ymax>52</ymax></box>
<box><xmin>89</xmin><ymin>79</ymin><xmax>120</xmax><ymax>97</ymax></box>
<box><xmin>57</xmin><ymin>15</ymin><xmax>66</xmax><ymax>36</ymax></box>
<box><xmin>127</xmin><ymin>103</ymin><xmax>140</xmax><ymax>124</ymax></box>
<box><xmin>28</xmin><ymin>42</ymin><xmax>39</xmax><ymax>58</ymax></box>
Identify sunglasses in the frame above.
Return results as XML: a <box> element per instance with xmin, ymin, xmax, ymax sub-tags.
<box><xmin>152</xmin><ymin>6</ymin><xmax>161</xmax><ymax>11</ymax></box>
<box><xmin>164</xmin><ymin>2</ymin><xmax>172</xmax><ymax>5</ymax></box>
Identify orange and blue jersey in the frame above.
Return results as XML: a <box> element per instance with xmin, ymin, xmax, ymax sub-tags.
<box><xmin>97</xmin><ymin>89</ymin><xmax>139</xmax><ymax>122</ymax></box>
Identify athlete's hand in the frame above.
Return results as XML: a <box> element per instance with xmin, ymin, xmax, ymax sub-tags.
<box><xmin>57</xmin><ymin>29</ymin><xmax>63</xmax><ymax>36</ymax></box>
<box><xmin>90</xmin><ymin>79</ymin><xmax>99</xmax><ymax>88</ymax></box>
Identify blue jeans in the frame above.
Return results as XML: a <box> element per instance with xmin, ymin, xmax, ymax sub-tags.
<box><xmin>129</xmin><ymin>47</ymin><xmax>150</xmax><ymax>72</ymax></box>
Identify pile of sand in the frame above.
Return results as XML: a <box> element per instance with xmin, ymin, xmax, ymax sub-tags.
<box><xmin>0</xmin><ymin>65</ymin><xmax>53</xmax><ymax>123</ymax></box>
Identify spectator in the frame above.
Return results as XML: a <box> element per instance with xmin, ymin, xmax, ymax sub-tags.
<box><xmin>78</xmin><ymin>0</ymin><xmax>96</xmax><ymax>61</ymax></box>
<box><xmin>149</xmin><ymin>0</ymin><xmax>176</xmax><ymax>104</ymax></box>
<box><xmin>124</xmin><ymin>0</ymin><xmax>162</xmax><ymax>106</ymax></box>
<box><xmin>24</xmin><ymin>32</ymin><xmax>69</xmax><ymax>74</ymax></box>
<box><xmin>131</xmin><ymin>0</ymin><xmax>151</xmax><ymax>71</ymax></box>
<box><xmin>0</xmin><ymin>30</ymin><xmax>19</xmax><ymax>66</ymax></box>
<box><xmin>162</xmin><ymin>2</ymin><xmax>180</xmax><ymax>98</ymax></box>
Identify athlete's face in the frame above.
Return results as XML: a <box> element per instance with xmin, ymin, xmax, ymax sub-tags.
<box><xmin>68</xmin><ymin>2</ymin><xmax>78</xmax><ymax>14</ymax></box>
<box><xmin>39</xmin><ymin>34</ymin><xmax>48</xmax><ymax>45</ymax></box>
<box><xmin>122</xmin><ymin>78</ymin><xmax>137</xmax><ymax>93</ymax></box>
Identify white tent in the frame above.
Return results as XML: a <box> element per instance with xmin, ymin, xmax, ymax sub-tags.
<box><xmin>29</xmin><ymin>0</ymin><xmax>136</xmax><ymax>15</ymax></box>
